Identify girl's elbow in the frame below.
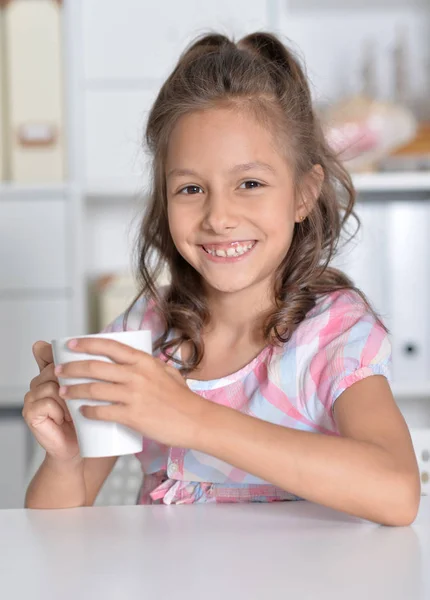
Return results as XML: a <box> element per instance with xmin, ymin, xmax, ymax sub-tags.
<box><xmin>382</xmin><ymin>474</ymin><xmax>421</xmax><ymax>527</ymax></box>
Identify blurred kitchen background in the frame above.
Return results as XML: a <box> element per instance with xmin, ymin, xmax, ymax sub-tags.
<box><xmin>1</xmin><ymin>0</ymin><xmax>430</xmax><ymax>508</ymax></box>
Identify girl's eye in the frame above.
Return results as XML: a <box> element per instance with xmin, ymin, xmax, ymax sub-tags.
<box><xmin>240</xmin><ymin>180</ymin><xmax>262</xmax><ymax>189</ymax></box>
<box><xmin>179</xmin><ymin>185</ymin><xmax>203</xmax><ymax>195</ymax></box>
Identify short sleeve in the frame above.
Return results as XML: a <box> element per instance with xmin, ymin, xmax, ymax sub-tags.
<box><xmin>302</xmin><ymin>291</ymin><xmax>391</xmax><ymax>430</ymax></box>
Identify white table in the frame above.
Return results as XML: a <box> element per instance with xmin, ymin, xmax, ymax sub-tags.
<box><xmin>1</xmin><ymin>498</ymin><xmax>429</xmax><ymax>600</ymax></box>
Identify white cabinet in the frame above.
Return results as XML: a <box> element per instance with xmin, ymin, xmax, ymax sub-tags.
<box><xmin>78</xmin><ymin>0</ymin><xmax>271</xmax><ymax>188</ymax></box>
<box><xmin>336</xmin><ymin>198</ymin><xmax>430</xmax><ymax>390</ymax></box>
<box><xmin>0</xmin><ymin>298</ymin><xmax>70</xmax><ymax>401</ymax></box>
<box><xmin>0</xmin><ymin>415</ymin><xmax>27</xmax><ymax>508</ymax></box>
<box><xmin>0</xmin><ymin>9</ymin><xmax>5</xmax><ymax>181</ymax></box>
<box><xmin>81</xmin><ymin>0</ymin><xmax>271</xmax><ymax>82</ymax></box>
<box><xmin>333</xmin><ymin>201</ymin><xmax>390</xmax><ymax>320</ymax></box>
<box><xmin>0</xmin><ymin>189</ymin><xmax>73</xmax><ymax>406</ymax></box>
<box><xmin>0</xmin><ymin>198</ymin><xmax>69</xmax><ymax>289</ymax></box>
<box><xmin>388</xmin><ymin>201</ymin><xmax>430</xmax><ymax>387</ymax></box>
<box><xmin>84</xmin><ymin>90</ymin><xmax>155</xmax><ymax>188</ymax></box>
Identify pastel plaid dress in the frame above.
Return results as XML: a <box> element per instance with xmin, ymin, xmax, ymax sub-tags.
<box><xmin>104</xmin><ymin>289</ymin><xmax>391</xmax><ymax>505</ymax></box>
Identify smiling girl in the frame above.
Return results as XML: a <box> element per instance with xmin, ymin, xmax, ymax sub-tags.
<box><xmin>23</xmin><ymin>32</ymin><xmax>420</xmax><ymax>525</ymax></box>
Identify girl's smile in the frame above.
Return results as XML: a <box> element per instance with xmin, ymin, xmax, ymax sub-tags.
<box><xmin>200</xmin><ymin>240</ymin><xmax>257</xmax><ymax>261</ymax></box>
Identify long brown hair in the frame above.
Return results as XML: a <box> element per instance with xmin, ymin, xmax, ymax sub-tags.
<box><xmin>127</xmin><ymin>31</ymin><xmax>377</xmax><ymax>372</ymax></box>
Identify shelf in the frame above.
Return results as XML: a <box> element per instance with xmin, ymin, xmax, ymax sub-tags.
<box><xmin>2</xmin><ymin>173</ymin><xmax>427</xmax><ymax>201</ymax></box>
<box><xmin>353</xmin><ymin>172</ymin><xmax>430</xmax><ymax>194</ymax></box>
<box><xmin>288</xmin><ymin>0</ymin><xmax>428</xmax><ymax>9</ymax></box>
<box><xmin>85</xmin><ymin>177</ymin><xmax>145</xmax><ymax>202</ymax></box>
<box><xmin>84</xmin><ymin>172</ymin><xmax>430</xmax><ymax>202</ymax></box>
<box><xmin>0</xmin><ymin>183</ymin><xmax>70</xmax><ymax>201</ymax></box>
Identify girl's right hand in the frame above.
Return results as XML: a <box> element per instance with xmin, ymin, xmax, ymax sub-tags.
<box><xmin>22</xmin><ymin>341</ymin><xmax>81</xmax><ymax>463</ymax></box>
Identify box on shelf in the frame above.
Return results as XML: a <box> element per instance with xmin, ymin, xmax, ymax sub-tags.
<box><xmin>3</xmin><ymin>0</ymin><xmax>65</xmax><ymax>183</ymax></box>
<box><xmin>92</xmin><ymin>267</ymin><xmax>170</xmax><ymax>332</ymax></box>
<box><xmin>92</xmin><ymin>273</ymin><xmax>139</xmax><ymax>333</ymax></box>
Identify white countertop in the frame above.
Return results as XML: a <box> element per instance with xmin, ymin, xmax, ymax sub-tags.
<box><xmin>1</xmin><ymin>498</ymin><xmax>429</xmax><ymax>600</ymax></box>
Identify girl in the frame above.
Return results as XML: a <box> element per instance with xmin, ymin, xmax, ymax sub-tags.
<box><xmin>23</xmin><ymin>32</ymin><xmax>420</xmax><ymax>525</ymax></box>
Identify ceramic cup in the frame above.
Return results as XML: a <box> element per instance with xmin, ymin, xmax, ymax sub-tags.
<box><xmin>51</xmin><ymin>330</ymin><xmax>152</xmax><ymax>458</ymax></box>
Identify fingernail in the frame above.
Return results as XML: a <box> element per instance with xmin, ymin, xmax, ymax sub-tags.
<box><xmin>54</xmin><ymin>365</ymin><xmax>62</xmax><ymax>375</ymax></box>
<box><xmin>68</xmin><ymin>339</ymin><xmax>78</xmax><ymax>349</ymax></box>
<box><xmin>59</xmin><ymin>386</ymin><xmax>67</xmax><ymax>396</ymax></box>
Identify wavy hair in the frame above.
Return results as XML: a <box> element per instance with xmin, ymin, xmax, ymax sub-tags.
<box><xmin>127</xmin><ymin>31</ymin><xmax>380</xmax><ymax>372</ymax></box>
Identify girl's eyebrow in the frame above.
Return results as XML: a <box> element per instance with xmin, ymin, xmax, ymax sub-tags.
<box><xmin>230</xmin><ymin>162</ymin><xmax>276</xmax><ymax>174</ymax></box>
<box><xmin>167</xmin><ymin>168</ymin><xmax>199</xmax><ymax>179</ymax></box>
<box><xmin>167</xmin><ymin>162</ymin><xmax>275</xmax><ymax>179</ymax></box>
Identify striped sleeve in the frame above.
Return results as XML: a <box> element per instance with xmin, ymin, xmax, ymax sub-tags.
<box><xmin>304</xmin><ymin>292</ymin><xmax>391</xmax><ymax>428</ymax></box>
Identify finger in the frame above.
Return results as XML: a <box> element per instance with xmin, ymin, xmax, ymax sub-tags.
<box><xmin>60</xmin><ymin>382</ymin><xmax>126</xmax><ymax>404</ymax></box>
<box><xmin>80</xmin><ymin>403</ymin><xmax>124</xmax><ymax>423</ymax></box>
<box><xmin>33</xmin><ymin>341</ymin><xmax>53</xmax><ymax>372</ymax></box>
<box><xmin>31</xmin><ymin>382</ymin><xmax>72</xmax><ymax>421</ymax></box>
<box><xmin>55</xmin><ymin>360</ymin><xmax>129</xmax><ymax>385</ymax></box>
<box><xmin>30</xmin><ymin>363</ymin><xmax>57</xmax><ymax>390</ymax></box>
<box><xmin>23</xmin><ymin>398</ymin><xmax>66</xmax><ymax>428</ymax></box>
<box><xmin>66</xmin><ymin>337</ymin><xmax>150</xmax><ymax>366</ymax></box>
<box><xmin>25</xmin><ymin>383</ymin><xmax>72</xmax><ymax>422</ymax></box>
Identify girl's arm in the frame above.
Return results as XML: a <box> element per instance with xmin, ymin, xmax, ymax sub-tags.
<box><xmin>196</xmin><ymin>375</ymin><xmax>420</xmax><ymax>526</ymax></box>
<box><xmin>57</xmin><ymin>336</ymin><xmax>419</xmax><ymax>524</ymax></box>
<box><xmin>25</xmin><ymin>455</ymin><xmax>118</xmax><ymax>509</ymax></box>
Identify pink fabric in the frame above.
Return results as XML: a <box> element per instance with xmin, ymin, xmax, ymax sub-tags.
<box><xmin>104</xmin><ymin>289</ymin><xmax>391</xmax><ymax>505</ymax></box>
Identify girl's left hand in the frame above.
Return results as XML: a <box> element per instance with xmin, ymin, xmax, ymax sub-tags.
<box><xmin>55</xmin><ymin>337</ymin><xmax>208</xmax><ymax>448</ymax></box>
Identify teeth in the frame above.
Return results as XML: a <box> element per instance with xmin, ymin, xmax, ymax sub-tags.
<box><xmin>204</xmin><ymin>242</ymin><xmax>254</xmax><ymax>257</ymax></box>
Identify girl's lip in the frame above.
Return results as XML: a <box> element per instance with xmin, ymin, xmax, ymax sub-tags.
<box><xmin>199</xmin><ymin>241</ymin><xmax>257</xmax><ymax>263</ymax></box>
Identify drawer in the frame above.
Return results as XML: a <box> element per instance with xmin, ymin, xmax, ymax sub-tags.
<box><xmin>81</xmin><ymin>0</ymin><xmax>270</xmax><ymax>81</ymax></box>
<box><xmin>332</xmin><ymin>202</ymin><xmax>390</xmax><ymax>319</ymax></box>
<box><xmin>0</xmin><ymin>414</ymin><xmax>27</xmax><ymax>508</ymax></box>
<box><xmin>388</xmin><ymin>202</ymin><xmax>430</xmax><ymax>385</ymax></box>
<box><xmin>0</xmin><ymin>198</ymin><xmax>69</xmax><ymax>289</ymax></box>
<box><xmin>0</xmin><ymin>297</ymin><xmax>70</xmax><ymax>392</ymax></box>
<box><xmin>84</xmin><ymin>90</ymin><xmax>155</xmax><ymax>186</ymax></box>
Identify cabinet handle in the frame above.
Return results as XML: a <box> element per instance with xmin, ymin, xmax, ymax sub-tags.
<box><xmin>403</xmin><ymin>343</ymin><xmax>419</xmax><ymax>355</ymax></box>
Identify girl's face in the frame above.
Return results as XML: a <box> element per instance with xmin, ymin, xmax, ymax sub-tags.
<box><xmin>166</xmin><ymin>107</ymin><xmax>308</xmax><ymax>296</ymax></box>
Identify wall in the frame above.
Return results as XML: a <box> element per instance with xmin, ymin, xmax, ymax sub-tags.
<box><xmin>76</xmin><ymin>0</ymin><xmax>430</xmax><ymax>279</ymax></box>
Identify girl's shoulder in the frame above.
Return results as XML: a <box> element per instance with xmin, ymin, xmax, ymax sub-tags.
<box><xmin>284</xmin><ymin>288</ymin><xmax>391</xmax><ymax>384</ymax></box>
<box><xmin>275</xmin><ymin>287</ymin><xmax>390</xmax><ymax>368</ymax></box>
<box><xmin>302</xmin><ymin>288</ymin><xmax>384</xmax><ymax>333</ymax></box>
<box><xmin>271</xmin><ymin>289</ymin><xmax>391</xmax><ymax>428</ymax></box>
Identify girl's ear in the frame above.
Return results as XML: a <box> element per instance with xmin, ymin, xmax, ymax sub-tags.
<box><xmin>295</xmin><ymin>164</ymin><xmax>324</xmax><ymax>223</ymax></box>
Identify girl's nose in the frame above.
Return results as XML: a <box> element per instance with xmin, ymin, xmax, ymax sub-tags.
<box><xmin>201</xmin><ymin>192</ymin><xmax>239</xmax><ymax>234</ymax></box>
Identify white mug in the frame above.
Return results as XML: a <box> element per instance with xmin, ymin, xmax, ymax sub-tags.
<box><xmin>51</xmin><ymin>330</ymin><xmax>152</xmax><ymax>458</ymax></box>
